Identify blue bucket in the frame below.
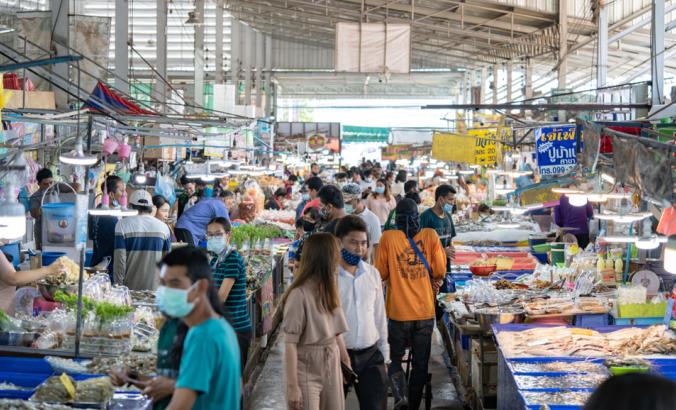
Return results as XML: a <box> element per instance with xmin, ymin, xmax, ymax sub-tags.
<box><xmin>41</xmin><ymin>251</ymin><xmax>66</xmax><ymax>266</ymax></box>
<box><xmin>42</xmin><ymin>202</ymin><xmax>76</xmax><ymax>243</ymax></box>
<box><xmin>85</xmin><ymin>249</ymin><xmax>94</xmax><ymax>267</ymax></box>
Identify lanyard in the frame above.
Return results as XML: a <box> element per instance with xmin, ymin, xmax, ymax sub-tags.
<box><xmin>407</xmin><ymin>237</ymin><xmax>432</xmax><ymax>280</ymax></box>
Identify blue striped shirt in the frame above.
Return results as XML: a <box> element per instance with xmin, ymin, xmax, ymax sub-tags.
<box><xmin>114</xmin><ymin>215</ymin><xmax>171</xmax><ymax>290</ymax></box>
<box><xmin>211</xmin><ymin>250</ymin><xmax>252</xmax><ymax>333</ymax></box>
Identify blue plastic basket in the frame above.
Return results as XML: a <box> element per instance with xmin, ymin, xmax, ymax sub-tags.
<box><xmin>0</xmin><ymin>358</ymin><xmax>54</xmax><ymax>374</ymax></box>
<box><xmin>0</xmin><ymin>389</ymin><xmax>33</xmax><ymax>400</ymax></box>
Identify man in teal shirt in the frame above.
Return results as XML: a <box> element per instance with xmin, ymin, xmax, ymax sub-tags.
<box><xmin>157</xmin><ymin>246</ymin><xmax>240</xmax><ymax>410</ymax></box>
<box><xmin>420</xmin><ymin>184</ymin><xmax>457</xmax><ymax>321</ymax></box>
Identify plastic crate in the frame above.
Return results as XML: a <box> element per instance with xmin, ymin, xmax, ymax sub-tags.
<box><xmin>0</xmin><ymin>358</ymin><xmax>53</xmax><ymax>374</ymax></box>
<box><xmin>0</xmin><ymin>389</ymin><xmax>33</xmax><ymax>400</ymax></box>
<box><xmin>573</xmin><ymin>314</ymin><xmax>610</xmax><ymax>327</ymax></box>
<box><xmin>508</xmin><ymin>357</ymin><xmax>605</xmax><ymax>375</ymax></box>
<box><xmin>0</xmin><ymin>372</ymin><xmax>48</xmax><ymax>388</ymax></box>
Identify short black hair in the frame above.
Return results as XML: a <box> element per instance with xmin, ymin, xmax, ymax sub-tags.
<box><xmin>335</xmin><ymin>172</ymin><xmax>347</xmax><ymax>180</ymax></box>
<box><xmin>363</xmin><ymin>169</ymin><xmax>372</xmax><ymax>177</ymax></box>
<box><xmin>295</xmin><ymin>218</ymin><xmax>304</xmax><ymax>229</ymax></box>
<box><xmin>317</xmin><ymin>185</ymin><xmax>344</xmax><ymax>209</ymax></box>
<box><xmin>335</xmin><ymin>215</ymin><xmax>368</xmax><ymax>239</ymax></box>
<box><xmin>36</xmin><ymin>168</ymin><xmax>53</xmax><ymax>183</ymax></box>
<box><xmin>180</xmin><ymin>175</ymin><xmax>192</xmax><ymax>186</ymax></box>
<box><xmin>130</xmin><ymin>203</ymin><xmax>153</xmax><ymax>214</ymax></box>
<box><xmin>158</xmin><ymin>246</ymin><xmax>225</xmax><ymax>317</ymax></box>
<box><xmin>219</xmin><ymin>189</ymin><xmax>234</xmax><ymax>198</ymax></box>
<box><xmin>274</xmin><ymin>188</ymin><xmax>287</xmax><ymax>198</ymax></box>
<box><xmin>306</xmin><ymin>176</ymin><xmax>323</xmax><ymax>192</ymax></box>
<box><xmin>310</xmin><ymin>162</ymin><xmax>319</xmax><ymax>168</ymax></box>
<box><xmin>435</xmin><ymin>184</ymin><xmax>457</xmax><ymax>201</ymax></box>
<box><xmin>303</xmin><ymin>206</ymin><xmax>320</xmax><ymax>221</ymax></box>
<box><xmin>288</xmin><ymin>175</ymin><xmax>298</xmax><ymax>183</ymax></box>
<box><xmin>207</xmin><ymin>216</ymin><xmax>231</xmax><ymax>233</ymax></box>
<box><xmin>152</xmin><ymin>195</ymin><xmax>168</xmax><ymax>208</ymax></box>
<box><xmin>104</xmin><ymin>175</ymin><xmax>123</xmax><ymax>194</ymax></box>
<box><xmin>404</xmin><ymin>180</ymin><xmax>418</xmax><ymax>193</ymax></box>
<box><xmin>396</xmin><ymin>170</ymin><xmax>407</xmax><ymax>183</ymax></box>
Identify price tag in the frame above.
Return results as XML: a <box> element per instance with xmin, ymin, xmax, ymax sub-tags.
<box><xmin>59</xmin><ymin>373</ymin><xmax>76</xmax><ymax>399</ymax></box>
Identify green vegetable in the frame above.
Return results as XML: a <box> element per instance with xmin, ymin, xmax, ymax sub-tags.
<box><xmin>54</xmin><ymin>291</ymin><xmax>133</xmax><ymax>324</ymax></box>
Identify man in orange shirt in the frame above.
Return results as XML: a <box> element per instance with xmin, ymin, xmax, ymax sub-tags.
<box><xmin>375</xmin><ymin>198</ymin><xmax>446</xmax><ymax>409</ymax></box>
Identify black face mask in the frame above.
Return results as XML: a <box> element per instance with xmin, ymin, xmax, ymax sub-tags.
<box><xmin>302</xmin><ymin>220</ymin><xmax>316</xmax><ymax>232</ymax></box>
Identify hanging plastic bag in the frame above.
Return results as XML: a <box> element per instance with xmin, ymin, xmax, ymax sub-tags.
<box><xmin>154</xmin><ymin>172</ymin><xmax>177</xmax><ymax>206</ymax></box>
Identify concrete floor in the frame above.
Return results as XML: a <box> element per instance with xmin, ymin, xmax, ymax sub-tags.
<box><xmin>247</xmin><ymin>329</ymin><xmax>464</xmax><ymax>410</ymax></box>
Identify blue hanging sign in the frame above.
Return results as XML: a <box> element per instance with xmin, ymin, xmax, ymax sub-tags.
<box><xmin>535</xmin><ymin>125</ymin><xmax>577</xmax><ymax>177</ymax></box>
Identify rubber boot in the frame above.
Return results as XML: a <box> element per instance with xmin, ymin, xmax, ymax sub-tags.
<box><xmin>390</xmin><ymin>370</ymin><xmax>409</xmax><ymax>409</ymax></box>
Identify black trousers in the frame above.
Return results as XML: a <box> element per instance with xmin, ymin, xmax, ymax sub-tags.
<box><xmin>575</xmin><ymin>234</ymin><xmax>590</xmax><ymax>249</ymax></box>
<box><xmin>388</xmin><ymin>319</ymin><xmax>435</xmax><ymax>410</ymax></box>
<box><xmin>236</xmin><ymin>330</ymin><xmax>251</xmax><ymax>373</ymax></box>
<box><xmin>174</xmin><ymin>227</ymin><xmax>195</xmax><ymax>245</ymax></box>
<box><xmin>344</xmin><ymin>344</ymin><xmax>388</xmax><ymax>410</ymax></box>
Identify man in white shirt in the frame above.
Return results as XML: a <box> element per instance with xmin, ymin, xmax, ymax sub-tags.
<box><xmin>342</xmin><ymin>183</ymin><xmax>382</xmax><ymax>262</ymax></box>
<box><xmin>335</xmin><ymin>216</ymin><xmax>388</xmax><ymax>410</ymax></box>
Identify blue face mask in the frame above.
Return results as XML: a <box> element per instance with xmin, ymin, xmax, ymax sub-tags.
<box><xmin>301</xmin><ymin>193</ymin><xmax>310</xmax><ymax>201</ymax></box>
<box><xmin>341</xmin><ymin>248</ymin><xmax>361</xmax><ymax>266</ymax></box>
<box><xmin>156</xmin><ymin>285</ymin><xmax>196</xmax><ymax>318</ymax></box>
<box><xmin>345</xmin><ymin>204</ymin><xmax>354</xmax><ymax>214</ymax></box>
<box><xmin>374</xmin><ymin>186</ymin><xmax>385</xmax><ymax>194</ymax></box>
<box><xmin>207</xmin><ymin>236</ymin><xmax>228</xmax><ymax>254</ymax></box>
<box><xmin>443</xmin><ymin>203</ymin><xmax>454</xmax><ymax>213</ymax></box>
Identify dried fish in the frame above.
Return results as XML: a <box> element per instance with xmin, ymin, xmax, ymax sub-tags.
<box><xmin>74</xmin><ymin>377</ymin><xmax>114</xmax><ymax>403</ymax></box>
<box><xmin>521</xmin><ymin>391</ymin><xmax>592</xmax><ymax>405</ymax></box>
<box><xmin>516</xmin><ymin>374</ymin><xmax>607</xmax><ymax>389</ymax></box>
<box><xmin>511</xmin><ymin>361</ymin><xmax>607</xmax><ymax>374</ymax></box>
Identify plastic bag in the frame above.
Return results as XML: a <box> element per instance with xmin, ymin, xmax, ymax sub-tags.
<box><xmin>154</xmin><ymin>172</ymin><xmax>177</xmax><ymax>206</ymax></box>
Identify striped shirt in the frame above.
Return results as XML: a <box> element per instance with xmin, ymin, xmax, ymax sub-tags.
<box><xmin>114</xmin><ymin>215</ymin><xmax>171</xmax><ymax>290</ymax></box>
<box><xmin>211</xmin><ymin>250</ymin><xmax>252</xmax><ymax>333</ymax></box>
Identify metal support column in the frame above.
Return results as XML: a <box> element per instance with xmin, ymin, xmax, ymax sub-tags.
<box><xmin>194</xmin><ymin>0</ymin><xmax>205</xmax><ymax>108</ymax></box>
<box><xmin>506</xmin><ymin>61</ymin><xmax>513</xmax><ymax>103</ymax></box>
<box><xmin>244</xmin><ymin>26</ymin><xmax>253</xmax><ymax>106</ymax></box>
<box><xmin>154</xmin><ymin>0</ymin><xmax>168</xmax><ymax>110</ymax></box>
<box><xmin>492</xmin><ymin>64</ymin><xmax>499</xmax><ymax>104</ymax></box>
<box><xmin>651</xmin><ymin>0</ymin><xmax>665</xmax><ymax>105</ymax></box>
<box><xmin>255</xmin><ymin>30</ymin><xmax>263</xmax><ymax>110</ymax></box>
<box><xmin>115</xmin><ymin>0</ymin><xmax>129</xmax><ymax>93</ymax></box>
<box><xmin>558</xmin><ymin>0</ymin><xmax>567</xmax><ymax>89</ymax></box>
<box><xmin>231</xmin><ymin>18</ymin><xmax>240</xmax><ymax>103</ymax></box>
<box><xmin>480</xmin><ymin>67</ymin><xmax>487</xmax><ymax>104</ymax></box>
<box><xmin>597</xmin><ymin>1</ymin><xmax>608</xmax><ymax>88</ymax></box>
<box><xmin>264</xmin><ymin>35</ymin><xmax>272</xmax><ymax>117</ymax></box>
<box><xmin>524</xmin><ymin>58</ymin><xmax>533</xmax><ymax>99</ymax></box>
<box><xmin>215</xmin><ymin>0</ymin><xmax>224</xmax><ymax>84</ymax></box>
<box><xmin>50</xmin><ymin>0</ymin><xmax>70</xmax><ymax>108</ymax></box>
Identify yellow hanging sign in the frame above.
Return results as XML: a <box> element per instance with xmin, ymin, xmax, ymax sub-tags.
<box><xmin>432</xmin><ymin>131</ymin><xmax>501</xmax><ymax>166</ymax></box>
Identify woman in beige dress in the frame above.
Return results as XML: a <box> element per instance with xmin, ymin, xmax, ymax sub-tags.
<box><xmin>282</xmin><ymin>233</ymin><xmax>351</xmax><ymax>410</ymax></box>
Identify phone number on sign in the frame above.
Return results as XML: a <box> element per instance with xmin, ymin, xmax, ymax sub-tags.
<box><xmin>540</xmin><ymin>165</ymin><xmax>574</xmax><ymax>176</ymax></box>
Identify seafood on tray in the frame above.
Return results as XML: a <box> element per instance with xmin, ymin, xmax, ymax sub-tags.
<box><xmin>498</xmin><ymin>325</ymin><xmax>676</xmax><ymax>358</ymax></box>
<box><xmin>511</xmin><ymin>360</ymin><xmax>607</xmax><ymax>374</ymax></box>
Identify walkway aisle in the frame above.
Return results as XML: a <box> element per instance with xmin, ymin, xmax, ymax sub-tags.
<box><xmin>247</xmin><ymin>330</ymin><xmax>464</xmax><ymax>410</ymax></box>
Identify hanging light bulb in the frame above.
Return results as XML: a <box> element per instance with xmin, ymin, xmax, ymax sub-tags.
<box><xmin>552</xmin><ymin>187</ymin><xmax>584</xmax><ymax>195</ymax></box>
<box><xmin>594</xmin><ymin>211</ymin><xmax>652</xmax><ymax>224</ymax></box>
<box><xmin>665</xmin><ymin>235</ymin><xmax>676</xmax><ymax>274</ymax></box>
<box><xmin>59</xmin><ymin>136</ymin><xmax>98</xmax><ymax>166</ymax></box>
<box><xmin>635</xmin><ymin>236</ymin><xmax>662</xmax><ymax>250</ymax></box>
<box><xmin>568</xmin><ymin>194</ymin><xmax>588</xmax><ymax>207</ymax></box>
<box><xmin>0</xmin><ymin>185</ymin><xmax>26</xmax><ymax>240</ymax></box>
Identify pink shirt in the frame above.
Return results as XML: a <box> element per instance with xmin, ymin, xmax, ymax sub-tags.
<box><xmin>366</xmin><ymin>195</ymin><xmax>396</xmax><ymax>225</ymax></box>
